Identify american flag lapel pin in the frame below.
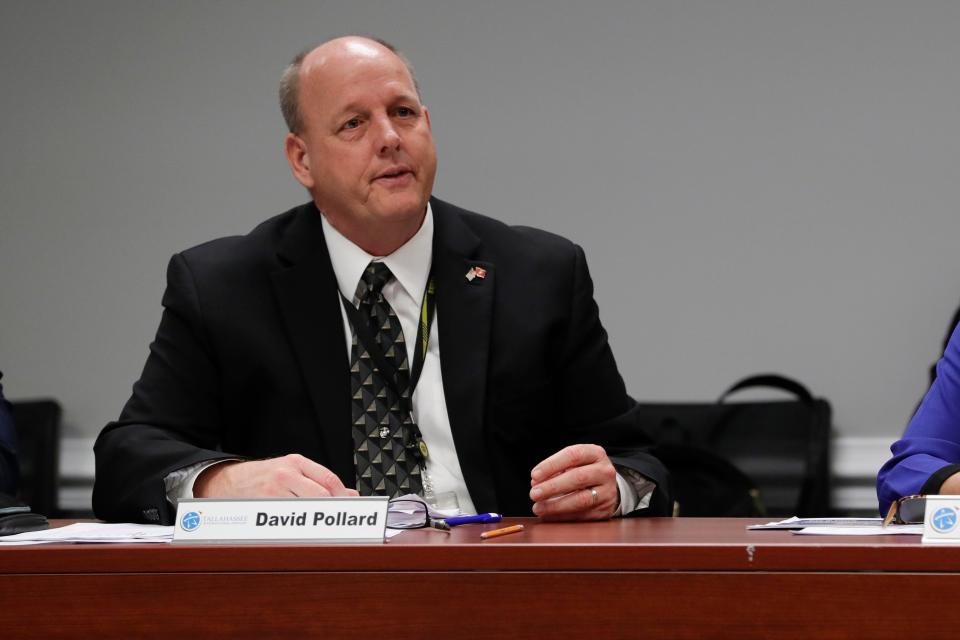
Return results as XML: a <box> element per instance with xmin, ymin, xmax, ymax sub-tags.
<box><xmin>465</xmin><ymin>266</ymin><xmax>488</xmax><ymax>282</ymax></box>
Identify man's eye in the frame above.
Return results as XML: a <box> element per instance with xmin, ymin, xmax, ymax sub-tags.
<box><xmin>396</xmin><ymin>107</ymin><xmax>414</xmax><ymax>117</ymax></box>
<box><xmin>343</xmin><ymin>118</ymin><xmax>360</xmax><ymax>130</ymax></box>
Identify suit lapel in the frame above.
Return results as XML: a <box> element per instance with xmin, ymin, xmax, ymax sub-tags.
<box><xmin>269</xmin><ymin>204</ymin><xmax>354</xmax><ymax>485</ymax></box>
<box><xmin>431</xmin><ymin>199</ymin><xmax>499</xmax><ymax>512</ymax></box>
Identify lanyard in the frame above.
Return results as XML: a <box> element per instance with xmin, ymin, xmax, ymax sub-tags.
<box><xmin>340</xmin><ymin>276</ymin><xmax>437</xmax><ymax>413</ymax></box>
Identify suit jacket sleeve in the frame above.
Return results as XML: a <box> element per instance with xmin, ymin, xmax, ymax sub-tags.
<box><xmin>93</xmin><ymin>253</ymin><xmax>241</xmax><ymax>523</ymax></box>
<box><xmin>877</xmin><ymin>323</ymin><xmax>960</xmax><ymax>515</ymax></box>
<box><xmin>552</xmin><ymin>245</ymin><xmax>672</xmax><ymax>516</ymax></box>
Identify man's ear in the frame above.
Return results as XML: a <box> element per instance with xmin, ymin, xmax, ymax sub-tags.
<box><xmin>284</xmin><ymin>133</ymin><xmax>314</xmax><ymax>189</ymax></box>
<box><xmin>424</xmin><ymin>106</ymin><xmax>432</xmax><ymax>130</ymax></box>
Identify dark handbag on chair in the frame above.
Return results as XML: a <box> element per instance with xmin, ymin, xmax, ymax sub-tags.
<box><xmin>639</xmin><ymin>374</ymin><xmax>832</xmax><ymax>517</ymax></box>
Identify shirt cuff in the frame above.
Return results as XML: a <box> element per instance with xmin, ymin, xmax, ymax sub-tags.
<box><xmin>613</xmin><ymin>466</ymin><xmax>656</xmax><ymax>516</ymax></box>
<box><xmin>164</xmin><ymin>459</ymin><xmax>242</xmax><ymax>506</ymax></box>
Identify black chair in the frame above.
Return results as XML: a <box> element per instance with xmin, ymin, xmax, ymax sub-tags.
<box><xmin>650</xmin><ymin>441</ymin><xmax>763</xmax><ymax>517</ymax></box>
<box><xmin>9</xmin><ymin>399</ymin><xmax>61</xmax><ymax>517</ymax></box>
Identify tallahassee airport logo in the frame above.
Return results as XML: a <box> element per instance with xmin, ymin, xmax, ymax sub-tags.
<box><xmin>181</xmin><ymin>511</ymin><xmax>202</xmax><ymax>532</ymax></box>
<box><xmin>931</xmin><ymin>507</ymin><xmax>958</xmax><ymax>534</ymax></box>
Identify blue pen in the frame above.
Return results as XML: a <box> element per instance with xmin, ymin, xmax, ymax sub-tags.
<box><xmin>442</xmin><ymin>513</ymin><xmax>502</xmax><ymax>526</ymax></box>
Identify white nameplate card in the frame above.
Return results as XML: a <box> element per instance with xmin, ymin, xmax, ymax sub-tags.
<box><xmin>922</xmin><ymin>496</ymin><xmax>960</xmax><ymax>544</ymax></box>
<box><xmin>173</xmin><ymin>497</ymin><xmax>388</xmax><ymax>544</ymax></box>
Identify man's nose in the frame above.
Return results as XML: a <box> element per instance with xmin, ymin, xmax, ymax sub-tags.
<box><xmin>374</xmin><ymin>117</ymin><xmax>401</xmax><ymax>153</ymax></box>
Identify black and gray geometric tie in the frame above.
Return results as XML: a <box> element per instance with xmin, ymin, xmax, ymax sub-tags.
<box><xmin>349</xmin><ymin>261</ymin><xmax>423</xmax><ymax>497</ymax></box>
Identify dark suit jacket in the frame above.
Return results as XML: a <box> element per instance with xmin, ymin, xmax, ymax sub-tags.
<box><xmin>93</xmin><ymin>198</ymin><xmax>670</xmax><ymax>524</ymax></box>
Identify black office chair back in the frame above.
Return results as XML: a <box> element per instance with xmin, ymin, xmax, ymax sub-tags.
<box><xmin>10</xmin><ymin>399</ymin><xmax>61</xmax><ymax>517</ymax></box>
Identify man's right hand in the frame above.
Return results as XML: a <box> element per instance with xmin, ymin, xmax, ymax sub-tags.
<box><xmin>193</xmin><ymin>454</ymin><xmax>359</xmax><ymax>498</ymax></box>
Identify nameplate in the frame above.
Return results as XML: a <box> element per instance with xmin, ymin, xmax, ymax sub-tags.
<box><xmin>922</xmin><ymin>496</ymin><xmax>960</xmax><ymax>544</ymax></box>
<box><xmin>173</xmin><ymin>497</ymin><xmax>388</xmax><ymax>544</ymax></box>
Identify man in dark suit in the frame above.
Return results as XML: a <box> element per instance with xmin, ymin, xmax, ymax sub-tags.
<box><xmin>93</xmin><ymin>36</ymin><xmax>669</xmax><ymax>525</ymax></box>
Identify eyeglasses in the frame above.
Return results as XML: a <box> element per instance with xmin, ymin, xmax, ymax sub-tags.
<box><xmin>386</xmin><ymin>499</ymin><xmax>450</xmax><ymax>531</ymax></box>
<box><xmin>883</xmin><ymin>495</ymin><xmax>926</xmax><ymax>527</ymax></box>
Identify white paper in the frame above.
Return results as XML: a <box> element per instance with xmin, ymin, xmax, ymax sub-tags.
<box><xmin>0</xmin><ymin>522</ymin><xmax>174</xmax><ymax>546</ymax></box>
<box><xmin>747</xmin><ymin>516</ymin><xmax>922</xmax><ymax>536</ymax></box>
<box><xmin>747</xmin><ymin>516</ymin><xmax>884</xmax><ymax>530</ymax></box>
<box><xmin>792</xmin><ymin>524</ymin><xmax>923</xmax><ymax>536</ymax></box>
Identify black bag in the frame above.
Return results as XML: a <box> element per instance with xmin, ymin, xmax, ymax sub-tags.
<box><xmin>651</xmin><ymin>442</ymin><xmax>763</xmax><ymax>517</ymax></box>
<box><xmin>638</xmin><ymin>374</ymin><xmax>832</xmax><ymax>517</ymax></box>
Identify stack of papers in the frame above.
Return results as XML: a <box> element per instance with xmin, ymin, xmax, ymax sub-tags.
<box><xmin>0</xmin><ymin>522</ymin><xmax>174</xmax><ymax>546</ymax></box>
<box><xmin>748</xmin><ymin>516</ymin><xmax>923</xmax><ymax>536</ymax></box>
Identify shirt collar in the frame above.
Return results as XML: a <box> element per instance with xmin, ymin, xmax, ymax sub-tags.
<box><xmin>320</xmin><ymin>203</ymin><xmax>434</xmax><ymax>305</ymax></box>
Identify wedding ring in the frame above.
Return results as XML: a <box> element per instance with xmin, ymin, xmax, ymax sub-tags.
<box><xmin>589</xmin><ymin>487</ymin><xmax>599</xmax><ymax>507</ymax></box>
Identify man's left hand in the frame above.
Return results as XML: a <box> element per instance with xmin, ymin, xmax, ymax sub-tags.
<box><xmin>529</xmin><ymin>444</ymin><xmax>619</xmax><ymax>521</ymax></box>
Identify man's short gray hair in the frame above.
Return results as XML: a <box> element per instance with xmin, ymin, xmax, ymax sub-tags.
<box><xmin>278</xmin><ymin>36</ymin><xmax>422</xmax><ymax>135</ymax></box>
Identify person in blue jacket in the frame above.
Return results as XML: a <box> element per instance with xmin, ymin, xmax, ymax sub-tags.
<box><xmin>0</xmin><ymin>372</ymin><xmax>18</xmax><ymax>496</ymax></box>
<box><xmin>878</xmin><ymin>323</ymin><xmax>960</xmax><ymax>514</ymax></box>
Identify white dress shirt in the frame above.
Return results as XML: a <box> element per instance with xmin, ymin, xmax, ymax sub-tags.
<box><xmin>322</xmin><ymin>205</ymin><xmax>477</xmax><ymax>514</ymax></box>
<box><xmin>167</xmin><ymin>203</ymin><xmax>650</xmax><ymax>514</ymax></box>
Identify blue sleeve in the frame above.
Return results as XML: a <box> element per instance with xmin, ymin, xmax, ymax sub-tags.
<box><xmin>877</xmin><ymin>325</ymin><xmax>960</xmax><ymax>514</ymax></box>
<box><xmin>0</xmin><ymin>376</ymin><xmax>18</xmax><ymax>496</ymax></box>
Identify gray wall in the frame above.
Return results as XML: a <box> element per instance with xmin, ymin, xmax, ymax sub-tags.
<box><xmin>1</xmin><ymin>1</ymin><xmax>958</xmax><ymax>443</ymax></box>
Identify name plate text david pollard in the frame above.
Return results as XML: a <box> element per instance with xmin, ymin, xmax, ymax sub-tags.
<box><xmin>173</xmin><ymin>497</ymin><xmax>389</xmax><ymax>544</ymax></box>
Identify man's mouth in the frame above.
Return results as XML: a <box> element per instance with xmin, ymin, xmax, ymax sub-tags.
<box><xmin>373</xmin><ymin>166</ymin><xmax>414</xmax><ymax>185</ymax></box>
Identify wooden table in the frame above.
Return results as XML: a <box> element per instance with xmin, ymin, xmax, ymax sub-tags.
<box><xmin>0</xmin><ymin>517</ymin><xmax>951</xmax><ymax>638</ymax></box>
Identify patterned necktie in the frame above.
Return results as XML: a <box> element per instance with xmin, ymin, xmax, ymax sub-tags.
<box><xmin>349</xmin><ymin>261</ymin><xmax>423</xmax><ymax>497</ymax></box>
